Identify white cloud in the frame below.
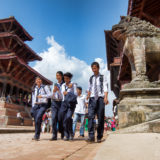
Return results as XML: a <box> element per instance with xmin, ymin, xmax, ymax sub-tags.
<box><xmin>33</xmin><ymin>36</ymin><xmax>116</xmax><ymax>116</ymax></box>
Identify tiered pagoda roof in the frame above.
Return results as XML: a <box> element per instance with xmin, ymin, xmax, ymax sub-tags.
<box><xmin>0</xmin><ymin>16</ymin><xmax>52</xmax><ymax>87</ymax></box>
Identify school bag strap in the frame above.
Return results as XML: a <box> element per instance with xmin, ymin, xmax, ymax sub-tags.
<box><xmin>89</xmin><ymin>75</ymin><xmax>104</xmax><ymax>93</ymax></box>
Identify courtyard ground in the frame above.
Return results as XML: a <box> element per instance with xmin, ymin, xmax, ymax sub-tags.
<box><xmin>0</xmin><ymin>131</ymin><xmax>160</xmax><ymax>160</ymax></box>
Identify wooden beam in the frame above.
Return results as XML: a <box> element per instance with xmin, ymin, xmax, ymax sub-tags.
<box><xmin>19</xmin><ymin>70</ymin><xmax>31</xmax><ymax>81</ymax></box>
<box><xmin>8</xmin><ymin>38</ymin><xmax>13</xmax><ymax>49</ymax></box>
<box><xmin>8</xmin><ymin>21</ymin><xmax>13</xmax><ymax>31</ymax></box>
<box><xmin>25</xmin><ymin>74</ymin><xmax>35</xmax><ymax>85</ymax></box>
<box><xmin>16</xmin><ymin>47</ymin><xmax>24</xmax><ymax>55</ymax></box>
<box><xmin>0</xmin><ymin>38</ymin><xmax>7</xmax><ymax>49</ymax></box>
<box><xmin>11</xmin><ymin>42</ymin><xmax>18</xmax><ymax>51</ymax></box>
<box><xmin>0</xmin><ymin>61</ymin><xmax>5</xmax><ymax>72</ymax></box>
<box><xmin>141</xmin><ymin>12</ymin><xmax>156</xmax><ymax>24</ymax></box>
<box><xmin>139</xmin><ymin>0</ymin><xmax>146</xmax><ymax>16</ymax></box>
<box><xmin>10</xmin><ymin>65</ymin><xmax>20</xmax><ymax>74</ymax></box>
<box><xmin>6</xmin><ymin>59</ymin><xmax>12</xmax><ymax>73</ymax></box>
<box><xmin>14</xmin><ymin>67</ymin><xmax>26</xmax><ymax>78</ymax></box>
<box><xmin>2</xmin><ymin>23</ymin><xmax>7</xmax><ymax>32</ymax></box>
<box><xmin>15</xmin><ymin>68</ymin><xmax>26</xmax><ymax>79</ymax></box>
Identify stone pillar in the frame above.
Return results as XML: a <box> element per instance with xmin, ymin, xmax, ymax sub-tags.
<box><xmin>1</xmin><ymin>82</ymin><xmax>7</xmax><ymax>98</ymax></box>
<box><xmin>9</xmin><ymin>85</ymin><xmax>14</xmax><ymax>96</ymax></box>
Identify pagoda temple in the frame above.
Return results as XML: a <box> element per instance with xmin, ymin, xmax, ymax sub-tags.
<box><xmin>0</xmin><ymin>16</ymin><xmax>52</xmax><ymax>126</ymax></box>
<box><xmin>105</xmin><ymin>0</ymin><xmax>160</xmax><ymax>99</ymax></box>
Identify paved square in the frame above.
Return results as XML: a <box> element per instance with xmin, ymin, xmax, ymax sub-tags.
<box><xmin>0</xmin><ymin>132</ymin><xmax>107</xmax><ymax>160</ymax></box>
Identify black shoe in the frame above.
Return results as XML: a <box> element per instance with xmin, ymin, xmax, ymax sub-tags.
<box><xmin>78</xmin><ymin>135</ymin><xmax>84</xmax><ymax>138</ymax></box>
<box><xmin>97</xmin><ymin>139</ymin><xmax>102</xmax><ymax>143</ymax></box>
<box><xmin>61</xmin><ymin>133</ymin><xmax>64</xmax><ymax>140</ymax></box>
<box><xmin>86</xmin><ymin>137</ymin><xmax>95</xmax><ymax>143</ymax></box>
<box><xmin>64</xmin><ymin>137</ymin><xmax>69</xmax><ymax>141</ymax></box>
<box><xmin>32</xmin><ymin>137</ymin><xmax>40</xmax><ymax>141</ymax></box>
<box><xmin>50</xmin><ymin>137</ymin><xmax>57</xmax><ymax>141</ymax></box>
<box><xmin>69</xmin><ymin>135</ymin><xmax>74</xmax><ymax>141</ymax></box>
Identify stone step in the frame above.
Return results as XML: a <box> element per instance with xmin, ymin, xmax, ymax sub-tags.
<box><xmin>117</xmin><ymin>118</ymin><xmax>160</xmax><ymax>134</ymax></box>
<box><xmin>0</xmin><ymin>116</ymin><xmax>33</xmax><ymax>126</ymax></box>
<box><xmin>0</xmin><ymin>108</ymin><xmax>30</xmax><ymax>118</ymax></box>
<box><xmin>0</xmin><ymin>102</ymin><xmax>25</xmax><ymax>111</ymax></box>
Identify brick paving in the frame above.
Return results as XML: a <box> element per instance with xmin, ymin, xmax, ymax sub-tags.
<box><xmin>0</xmin><ymin>131</ymin><xmax>108</xmax><ymax>160</ymax></box>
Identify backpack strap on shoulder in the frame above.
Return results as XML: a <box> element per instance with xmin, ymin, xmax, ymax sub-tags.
<box><xmin>99</xmin><ymin>75</ymin><xmax>104</xmax><ymax>93</ymax></box>
<box><xmin>89</xmin><ymin>75</ymin><xmax>94</xmax><ymax>85</ymax></box>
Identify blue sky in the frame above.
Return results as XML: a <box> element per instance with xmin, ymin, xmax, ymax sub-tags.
<box><xmin>0</xmin><ymin>0</ymin><xmax>128</xmax><ymax>116</ymax></box>
<box><xmin>0</xmin><ymin>0</ymin><xmax>128</xmax><ymax>65</ymax></box>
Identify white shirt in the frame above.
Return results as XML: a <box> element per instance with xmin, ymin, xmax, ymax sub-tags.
<box><xmin>61</xmin><ymin>82</ymin><xmax>77</xmax><ymax>101</ymax></box>
<box><xmin>52</xmin><ymin>82</ymin><xmax>63</xmax><ymax>100</ymax></box>
<box><xmin>32</xmin><ymin>85</ymin><xmax>51</xmax><ymax>107</ymax></box>
<box><xmin>74</xmin><ymin>95</ymin><xmax>87</xmax><ymax>114</ymax></box>
<box><xmin>88</xmin><ymin>73</ymin><xmax>108</xmax><ymax>98</ymax></box>
<box><xmin>17</xmin><ymin>112</ymin><xmax>21</xmax><ymax>118</ymax></box>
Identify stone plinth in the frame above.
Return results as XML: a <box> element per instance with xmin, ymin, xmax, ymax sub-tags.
<box><xmin>118</xmin><ymin>88</ymin><xmax>160</xmax><ymax>128</ymax></box>
<box><xmin>0</xmin><ymin>101</ymin><xmax>33</xmax><ymax>126</ymax></box>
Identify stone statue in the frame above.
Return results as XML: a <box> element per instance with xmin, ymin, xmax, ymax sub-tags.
<box><xmin>112</xmin><ymin>16</ymin><xmax>160</xmax><ymax>88</ymax></box>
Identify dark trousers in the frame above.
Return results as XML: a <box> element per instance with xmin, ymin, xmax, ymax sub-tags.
<box><xmin>51</xmin><ymin>101</ymin><xmax>63</xmax><ymax>138</ymax></box>
<box><xmin>60</xmin><ymin>101</ymin><xmax>74</xmax><ymax>139</ymax></box>
<box><xmin>32</xmin><ymin>104</ymin><xmax>47</xmax><ymax>139</ymax></box>
<box><xmin>88</xmin><ymin>97</ymin><xmax>105</xmax><ymax>140</ymax></box>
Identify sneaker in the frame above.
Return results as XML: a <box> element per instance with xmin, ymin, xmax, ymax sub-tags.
<box><xmin>50</xmin><ymin>137</ymin><xmax>57</xmax><ymax>141</ymax></box>
<box><xmin>69</xmin><ymin>135</ymin><xmax>74</xmax><ymax>141</ymax></box>
<box><xmin>61</xmin><ymin>133</ymin><xmax>64</xmax><ymax>140</ymax></box>
<box><xmin>97</xmin><ymin>139</ymin><xmax>102</xmax><ymax>143</ymax></box>
<box><xmin>64</xmin><ymin>137</ymin><xmax>69</xmax><ymax>141</ymax></box>
<box><xmin>32</xmin><ymin>137</ymin><xmax>40</xmax><ymax>141</ymax></box>
<box><xmin>86</xmin><ymin>137</ymin><xmax>95</xmax><ymax>143</ymax></box>
<box><xmin>78</xmin><ymin>135</ymin><xmax>84</xmax><ymax>138</ymax></box>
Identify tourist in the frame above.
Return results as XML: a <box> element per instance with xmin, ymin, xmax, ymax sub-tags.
<box><xmin>50</xmin><ymin>71</ymin><xmax>64</xmax><ymax>140</ymax></box>
<box><xmin>87</xmin><ymin>62</ymin><xmax>108</xmax><ymax>143</ymax></box>
<box><xmin>42</xmin><ymin>112</ymin><xmax>48</xmax><ymax>133</ymax></box>
<box><xmin>111</xmin><ymin>117</ymin><xmax>116</xmax><ymax>131</ymax></box>
<box><xmin>17</xmin><ymin>111</ymin><xmax>24</xmax><ymax>125</ymax></box>
<box><xmin>31</xmin><ymin>76</ymin><xmax>51</xmax><ymax>141</ymax></box>
<box><xmin>59</xmin><ymin>72</ymin><xmax>77</xmax><ymax>141</ymax></box>
<box><xmin>47</xmin><ymin>110</ymin><xmax>52</xmax><ymax>133</ymax></box>
<box><xmin>72</xmin><ymin>86</ymin><xmax>87</xmax><ymax>138</ymax></box>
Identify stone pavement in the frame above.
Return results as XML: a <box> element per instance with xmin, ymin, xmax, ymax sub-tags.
<box><xmin>94</xmin><ymin>133</ymin><xmax>160</xmax><ymax>160</ymax></box>
<box><xmin>0</xmin><ymin>131</ymin><xmax>108</xmax><ymax>160</ymax></box>
<box><xmin>1</xmin><ymin>130</ymin><xmax>160</xmax><ymax>160</ymax></box>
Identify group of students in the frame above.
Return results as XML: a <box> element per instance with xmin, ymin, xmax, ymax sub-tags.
<box><xmin>31</xmin><ymin>61</ymin><xmax>108</xmax><ymax>143</ymax></box>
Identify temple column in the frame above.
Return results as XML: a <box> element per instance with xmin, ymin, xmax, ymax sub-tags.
<box><xmin>9</xmin><ymin>85</ymin><xmax>14</xmax><ymax>96</ymax></box>
<box><xmin>1</xmin><ymin>82</ymin><xmax>7</xmax><ymax>98</ymax></box>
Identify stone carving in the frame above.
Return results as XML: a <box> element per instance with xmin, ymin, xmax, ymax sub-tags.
<box><xmin>112</xmin><ymin>16</ymin><xmax>160</xmax><ymax>88</ymax></box>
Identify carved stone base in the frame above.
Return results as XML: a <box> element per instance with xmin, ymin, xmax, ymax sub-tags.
<box><xmin>123</xmin><ymin>80</ymin><xmax>160</xmax><ymax>89</ymax></box>
<box><xmin>118</xmin><ymin>88</ymin><xmax>160</xmax><ymax>128</ymax></box>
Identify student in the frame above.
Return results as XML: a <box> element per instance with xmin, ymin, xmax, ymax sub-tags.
<box><xmin>72</xmin><ymin>86</ymin><xmax>87</xmax><ymax>138</ymax></box>
<box><xmin>50</xmin><ymin>71</ymin><xmax>64</xmax><ymax>140</ymax></box>
<box><xmin>31</xmin><ymin>77</ymin><xmax>51</xmax><ymax>141</ymax></box>
<box><xmin>87</xmin><ymin>62</ymin><xmax>108</xmax><ymax>143</ymax></box>
<box><xmin>60</xmin><ymin>72</ymin><xmax>77</xmax><ymax>141</ymax></box>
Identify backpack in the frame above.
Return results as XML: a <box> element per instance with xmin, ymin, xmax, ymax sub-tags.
<box><xmin>42</xmin><ymin>85</ymin><xmax>52</xmax><ymax>109</ymax></box>
<box><xmin>89</xmin><ymin>75</ymin><xmax>104</xmax><ymax>93</ymax></box>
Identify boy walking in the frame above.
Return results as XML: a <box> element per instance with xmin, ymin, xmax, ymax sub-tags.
<box><xmin>72</xmin><ymin>86</ymin><xmax>87</xmax><ymax>138</ymax></box>
<box><xmin>87</xmin><ymin>62</ymin><xmax>108</xmax><ymax>143</ymax></box>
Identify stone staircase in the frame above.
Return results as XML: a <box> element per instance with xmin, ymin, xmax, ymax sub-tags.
<box><xmin>0</xmin><ymin>101</ymin><xmax>33</xmax><ymax>126</ymax></box>
<box><xmin>116</xmin><ymin>118</ymin><xmax>160</xmax><ymax>134</ymax></box>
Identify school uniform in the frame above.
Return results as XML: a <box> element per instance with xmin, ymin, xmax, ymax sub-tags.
<box><xmin>88</xmin><ymin>73</ymin><xmax>108</xmax><ymax>141</ymax></box>
<box><xmin>31</xmin><ymin>85</ymin><xmax>51</xmax><ymax>139</ymax></box>
<box><xmin>59</xmin><ymin>82</ymin><xmax>77</xmax><ymax>140</ymax></box>
<box><xmin>51</xmin><ymin>82</ymin><xmax>64</xmax><ymax>139</ymax></box>
<box><xmin>72</xmin><ymin>95</ymin><xmax>87</xmax><ymax>137</ymax></box>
